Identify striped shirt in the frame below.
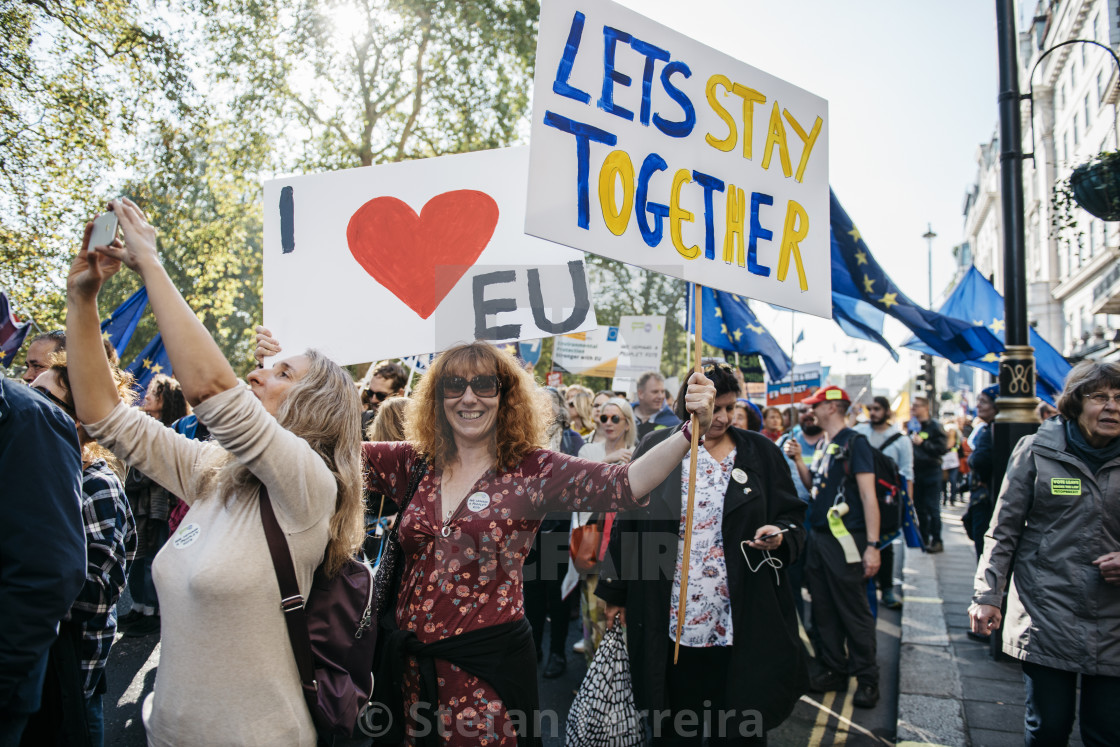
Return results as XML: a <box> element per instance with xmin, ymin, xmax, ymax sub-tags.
<box><xmin>69</xmin><ymin>459</ymin><xmax>137</xmax><ymax>699</ymax></box>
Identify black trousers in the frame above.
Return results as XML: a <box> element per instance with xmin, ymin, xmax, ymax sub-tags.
<box><xmin>805</xmin><ymin>530</ymin><xmax>878</xmax><ymax>686</ymax></box>
<box><xmin>523</xmin><ymin>528</ymin><xmax>574</xmax><ymax>659</ymax></box>
<box><xmin>652</xmin><ymin>644</ymin><xmax>766</xmax><ymax>746</ymax></box>
<box><xmin>875</xmin><ymin>543</ymin><xmax>894</xmax><ymax>592</ymax></box>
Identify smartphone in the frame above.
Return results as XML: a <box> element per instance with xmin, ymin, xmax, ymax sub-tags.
<box><xmin>90</xmin><ymin>211</ymin><xmax>118</xmax><ymax>248</ymax></box>
<box><xmin>755</xmin><ymin>527</ymin><xmax>790</xmax><ymax>542</ymax></box>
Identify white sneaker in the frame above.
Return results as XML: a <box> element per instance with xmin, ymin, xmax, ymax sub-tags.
<box><xmin>572</xmin><ymin>639</ymin><xmax>586</xmax><ymax>653</ymax></box>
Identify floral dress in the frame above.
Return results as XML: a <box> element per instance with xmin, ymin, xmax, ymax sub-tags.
<box><xmin>363</xmin><ymin>442</ymin><xmax>643</xmax><ymax>745</ymax></box>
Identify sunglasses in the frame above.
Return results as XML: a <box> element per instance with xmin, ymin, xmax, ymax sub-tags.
<box><xmin>599</xmin><ymin>414</ymin><xmax>622</xmax><ymax>424</ymax></box>
<box><xmin>439</xmin><ymin>374</ymin><xmax>500</xmax><ymax>399</ymax></box>
<box><xmin>368</xmin><ymin>390</ymin><xmax>390</xmax><ymax>402</ymax></box>
<box><xmin>32</xmin><ymin>386</ymin><xmax>76</xmax><ymax>419</ymax></box>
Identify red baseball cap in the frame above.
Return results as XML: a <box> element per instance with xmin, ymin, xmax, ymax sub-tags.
<box><xmin>802</xmin><ymin>385</ymin><xmax>851</xmax><ymax>405</ymax></box>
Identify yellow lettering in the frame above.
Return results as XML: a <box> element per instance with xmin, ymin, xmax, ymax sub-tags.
<box><xmin>761</xmin><ymin>102</ymin><xmax>792</xmax><ymax>177</ymax></box>
<box><xmin>723</xmin><ymin>184</ymin><xmax>746</xmax><ymax>267</ymax></box>
<box><xmin>731</xmin><ymin>83</ymin><xmax>766</xmax><ymax>160</ymax></box>
<box><xmin>705</xmin><ymin>75</ymin><xmax>737</xmax><ymax>152</ymax></box>
<box><xmin>783</xmin><ymin>110</ymin><xmax>823</xmax><ymax>183</ymax></box>
<box><xmin>670</xmin><ymin>169</ymin><xmax>698</xmax><ymax>260</ymax></box>
<box><xmin>598</xmin><ymin>150</ymin><xmax>635</xmax><ymax>236</ymax></box>
<box><xmin>777</xmin><ymin>200</ymin><xmax>809</xmax><ymax>291</ymax></box>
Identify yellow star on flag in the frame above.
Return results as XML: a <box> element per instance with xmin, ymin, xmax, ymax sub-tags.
<box><xmin>862</xmin><ymin>274</ymin><xmax>875</xmax><ymax>294</ymax></box>
<box><xmin>981</xmin><ymin>353</ymin><xmax>1000</xmax><ymax>363</ymax></box>
<box><xmin>746</xmin><ymin>323</ymin><xmax>765</xmax><ymax>334</ymax></box>
<box><xmin>973</xmin><ymin>320</ymin><xmax>985</xmax><ymax>326</ymax></box>
<box><xmin>150</xmin><ymin>363</ymin><xmax>163</xmax><ymax>374</ymax></box>
<box><xmin>714</xmin><ymin>307</ymin><xmax>723</xmax><ymax>318</ymax></box>
<box><xmin>733</xmin><ymin>329</ymin><xmax>743</xmax><ymax>341</ymax></box>
<box><xmin>721</xmin><ymin>323</ymin><xmax>730</xmax><ymax>336</ymax></box>
<box><xmin>141</xmin><ymin>358</ymin><xmax>152</xmax><ymax>369</ymax></box>
<box><xmin>854</xmin><ymin>249</ymin><xmax>868</xmax><ymax>266</ymax></box>
<box><xmin>989</xmin><ymin>318</ymin><xmax>1005</xmax><ymax>333</ymax></box>
<box><xmin>101</xmin><ymin>331</ymin><xmax>111</xmax><ymax>341</ymax></box>
<box><xmin>879</xmin><ymin>292</ymin><xmax>898</xmax><ymax>309</ymax></box>
<box><xmin>848</xmin><ymin>227</ymin><xmax>862</xmax><ymax>243</ymax></box>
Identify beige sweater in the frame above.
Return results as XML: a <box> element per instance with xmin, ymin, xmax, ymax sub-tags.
<box><xmin>87</xmin><ymin>385</ymin><xmax>335</xmax><ymax>746</ymax></box>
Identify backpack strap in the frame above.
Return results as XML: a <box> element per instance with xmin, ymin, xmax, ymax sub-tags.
<box><xmin>880</xmin><ymin>432</ymin><xmax>904</xmax><ymax>451</ymax></box>
<box><xmin>259</xmin><ymin>486</ymin><xmax>318</xmax><ymax>698</ymax></box>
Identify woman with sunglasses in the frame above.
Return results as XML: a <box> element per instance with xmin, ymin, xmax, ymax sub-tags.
<box><xmin>66</xmin><ymin>200</ymin><xmax>363</xmax><ymax>746</ymax></box>
<box><xmin>587</xmin><ymin>390</ymin><xmax>613</xmax><ymax>443</ymax></box>
<box><xmin>362</xmin><ymin>342</ymin><xmax>715</xmax><ymax>745</ymax></box>
<box><xmin>597</xmin><ymin>363</ymin><xmax>809</xmax><ymax>745</ymax></box>
<box><xmin>565</xmin><ymin>387</ymin><xmax>595</xmax><ymax>439</ymax></box>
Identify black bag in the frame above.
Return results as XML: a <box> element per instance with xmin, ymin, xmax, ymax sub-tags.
<box><xmin>259</xmin><ymin>486</ymin><xmax>378</xmax><ymax>737</ymax></box>
<box><xmin>840</xmin><ymin>432</ymin><xmax>904</xmax><ymax>539</ymax></box>
<box><xmin>565</xmin><ymin>620</ymin><xmax>644</xmax><ymax>747</ymax></box>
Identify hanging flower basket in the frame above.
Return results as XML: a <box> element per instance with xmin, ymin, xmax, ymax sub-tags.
<box><xmin>1069</xmin><ymin>152</ymin><xmax>1120</xmax><ymax>221</ymax></box>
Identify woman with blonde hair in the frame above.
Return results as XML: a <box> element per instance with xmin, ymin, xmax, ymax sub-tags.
<box><xmin>569</xmin><ymin>397</ymin><xmax>638</xmax><ymax>663</ymax></box>
<box><xmin>363</xmin><ymin>341</ymin><xmax>715</xmax><ymax>745</ymax></box>
<box><xmin>66</xmin><ymin>199</ymin><xmax>363</xmax><ymax>745</ymax></box>
<box><xmin>366</xmin><ymin>395</ymin><xmax>409</xmax><ymax>442</ymax></box>
<box><xmin>566</xmin><ymin>385</ymin><xmax>595</xmax><ymax>438</ymax></box>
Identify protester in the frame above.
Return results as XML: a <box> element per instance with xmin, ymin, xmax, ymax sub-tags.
<box><xmin>565</xmin><ymin>385</ymin><xmax>595</xmax><ymax>439</ymax></box>
<box><xmin>0</xmin><ymin>378</ymin><xmax>86</xmax><ymax>746</ymax></box>
<box><xmin>970</xmin><ymin>361</ymin><xmax>1120</xmax><ymax>746</ymax></box>
<box><xmin>22</xmin><ymin>354</ymin><xmax>137</xmax><ymax>747</ymax></box>
<box><xmin>68</xmin><ymin>199</ymin><xmax>364</xmax><ymax>745</ymax></box>
<box><xmin>802</xmin><ymin>386</ymin><xmax>882</xmax><ymax>709</ymax></box>
<box><xmin>964</xmin><ymin>385</ymin><xmax>999</xmax><ymax>560</ymax></box>
<box><xmin>362</xmin><ymin>342</ymin><xmax>715</xmax><ymax>745</ymax></box>
<box><xmin>779</xmin><ymin>403</ymin><xmax>827</xmax><ymax>628</ymax></box>
<box><xmin>854</xmin><ymin>396</ymin><xmax>914</xmax><ymax>611</ymax></box>
<box><xmin>732</xmin><ymin>399</ymin><xmax>750</xmax><ymax>430</ymax></box>
<box><xmin>1036</xmin><ymin>400</ymin><xmax>1058</xmax><ymax>421</ymax></box>
<box><xmin>632</xmin><ymin>370</ymin><xmax>681</xmax><ymax>440</ymax></box>
<box><xmin>367</xmin><ymin>395</ymin><xmax>408</xmax><ymax>442</ymax></box>
<box><xmin>571</xmin><ymin>397</ymin><xmax>637</xmax><ymax>664</ymax></box>
<box><xmin>524</xmin><ymin>387</ymin><xmax>583</xmax><ymax>679</ymax></box>
<box><xmin>761</xmin><ymin>406</ymin><xmax>785</xmax><ymax>442</ymax></box>
<box><xmin>597</xmin><ymin>363</ymin><xmax>808</xmax><ymax>743</ymax></box>
<box><xmin>20</xmin><ymin>329</ymin><xmax>65</xmax><ymax>384</ymax></box>
<box><xmin>743</xmin><ymin>398</ymin><xmax>763</xmax><ymax>432</ymax></box>
<box><xmin>909</xmin><ymin>396</ymin><xmax>948</xmax><ymax>553</ymax></box>
<box><xmin>120</xmin><ymin>373</ymin><xmax>189</xmax><ymax>637</ymax></box>
<box><xmin>941</xmin><ymin>420</ymin><xmax>962</xmax><ymax>507</ymax></box>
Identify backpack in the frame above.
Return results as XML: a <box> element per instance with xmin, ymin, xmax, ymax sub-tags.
<box><xmin>259</xmin><ymin>485</ymin><xmax>378</xmax><ymax>736</ymax></box>
<box><xmin>839</xmin><ymin>432</ymin><xmax>904</xmax><ymax>539</ymax></box>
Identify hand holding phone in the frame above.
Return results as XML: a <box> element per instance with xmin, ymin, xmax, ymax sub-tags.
<box><xmin>754</xmin><ymin>527</ymin><xmax>789</xmax><ymax>542</ymax></box>
<box><xmin>89</xmin><ymin>211</ymin><xmax>118</xmax><ymax>249</ymax></box>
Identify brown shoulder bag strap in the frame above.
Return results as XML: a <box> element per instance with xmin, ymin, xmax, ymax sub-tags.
<box><xmin>259</xmin><ymin>486</ymin><xmax>318</xmax><ymax>695</ymax></box>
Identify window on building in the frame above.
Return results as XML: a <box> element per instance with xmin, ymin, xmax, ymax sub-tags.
<box><xmin>1074</xmin><ymin>113</ymin><xmax>1080</xmax><ymax>145</ymax></box>
<box><xmin>1085</xmin><ymin>93</ymin><xmax>1092</xmax><ymax>126</ymax></box>
<box><xmin>1098</xmin><ymin>71</ymin><xmax>1105</xmax><ymax>106</ymax></box>
<box><xmin>1060</xmin><ymin>83</ymin><xmax>1066</xmax><ymax>110</ymax></box>
<box><xmin>1064</xmin><ymin>132</ymin><xmax>1069</xmax><ymax>163</ymax></box>
<box><xmin>1094</xmin><ymin>13</ymin><xmax>1100</xmax><ymax>43</ymax></box>
<box><xmin>1089</xmin><ymin>219</ymin><xmax>1097</xmax><ymax>253</ymax></box>
<box><xmin>1072</xmin><ymin>58</ymin><xmax>1077</xmax><ymax>87</ymax></box>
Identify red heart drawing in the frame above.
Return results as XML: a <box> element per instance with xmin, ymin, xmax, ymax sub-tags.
<box><xmin>346</xmin><ymin>190</ymin><xmax>500</xmax><ymax>319</ymax></box>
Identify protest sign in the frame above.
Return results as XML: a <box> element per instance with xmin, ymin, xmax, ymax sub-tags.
<box><xmin>766</xmin><ymin>362</ymin><xmax>822</xmax><ymax>406</ymax></box>
<box><xmin>527</xmin><ymin>0</ymin><xmax>830</xmax><ymax>317</ymax></box>
<box><xmin>263</xmin><ymin>146</ymin><xmax>597</xmax><ymax>365</ymax></box>
<box><xmin>552</xmin><ymin>326</ymin><xmax>621</xmax><ymax>377</ymax></box>
<box><xmin>611</xmin><ymin>314</ymin><xmax>665</xmax><ymax>391</ymax></box>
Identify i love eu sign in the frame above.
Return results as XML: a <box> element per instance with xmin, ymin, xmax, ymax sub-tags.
<box><xmin>526</xmin><ymin>0</ymin><xmax>831</xmax><ymax>318</ymax></box>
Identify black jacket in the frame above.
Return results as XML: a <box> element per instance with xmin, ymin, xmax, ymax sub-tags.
<box><xmin>912</xmin><ymin>418</ymin><xmax>948</xmax><ymax>473</ymax></box>
<box><xmin>595</xmin><ymin>425</ymin><xmax>809</xmax><ymax>732</ymax></box>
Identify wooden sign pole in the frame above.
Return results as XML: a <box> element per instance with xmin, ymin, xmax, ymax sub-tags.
<box><xmin>674</xmin><ymin>282</ymin><xmax>704</xmax><ymax>665</ymax></box>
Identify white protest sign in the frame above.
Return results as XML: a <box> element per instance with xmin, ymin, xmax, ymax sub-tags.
<box><xmin>611</xmin><ymin>314</ymin><xmax>665</xmax><ymax>390</ymax></box>
<box><xmin>263</xmin><ymin>147</ymin><xmax>597</xmax><ymax>365</ymax></box>
<box><xmin>527</xmin><ymin>0</ymin><xmax>831</xmax><ymax>318</ymax></box>
<box><xmin>552</xmin><ymin>326</ymin><xmax>620</xmax><ymax>377</ymax></box>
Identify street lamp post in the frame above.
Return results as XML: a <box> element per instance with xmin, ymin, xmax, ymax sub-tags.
<box><xmin>922</xmin><ymin>223</ymin><xmax>936</xmax><ymax>308</ymax></box>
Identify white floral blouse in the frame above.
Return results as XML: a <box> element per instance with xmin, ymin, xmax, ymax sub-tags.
<box><xmin>669</xmin><ymin>446</ymin><xmax>736</xmax><ymax>647</ymax></box>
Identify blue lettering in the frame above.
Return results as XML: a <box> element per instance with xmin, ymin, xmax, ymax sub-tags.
<box><xmin>552</xmin><ymin>11</ymin><xmax>592</xmax><ymax>104</ymax></box>
<box><xmin>543</xmin><ymin>111</ymin><xmax>618</xmax><ymax>230</ymax></box>
<box><xmin>629</xmin><ymin>38</ymin><xmax>670</xmax><ymax>127</ymax></box>
<box><xmin>598</xmin><ymin>26</ymin><xmax>634</xmax><ymax>121</ymax></box>
<box><xmin>636</xmin><ymin>153</ymin><xmax>669</xmax><ymax>246</ymax></box>
<box><xmin>653</xmin><ymin>60</ymin><xmax>696</xmax><ymax>138</ymax></box>
<box><xmin>692</xmin><ymin>170</ymin><xmax>724</xmax><ymax>260</ymax></box>
<box><xmin>749</xmin><ymin>192</ymin><xmax>774</xmax><ymax>277</ymax></box>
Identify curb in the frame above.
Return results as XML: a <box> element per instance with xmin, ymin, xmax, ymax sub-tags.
<box><xmin>895</xmin><ymin>548</ymin><xmax>968</xmax><ymax>746</ymax></box>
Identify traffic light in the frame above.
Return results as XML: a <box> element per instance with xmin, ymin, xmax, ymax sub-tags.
<box><xmin>916</xmin><ymin>354</ymin><xmax>936</xmax><ymax>400</ymax></box>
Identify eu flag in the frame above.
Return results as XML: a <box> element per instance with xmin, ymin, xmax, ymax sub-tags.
<box><xmin>688</xmin><ymin>285</ymin><xmax>792</xmax><ymax>381</ymax></box>
<box><xmin>0</xmin><ymin>291</ymin><xmax>32</xmax><ymax>368</ymax></box>
<box><xmin>902</xmin><ymin>266</ymin><xmax>1071</xmax><ymax>404</ymax></box>
<box><xmin>830</xmin><ymin>190</ymin><xmax>1003</xmax><ymax>363</ymax></box>
<box><xmin>100</xmin><ymin>288</ymin><xmax>148</xmax><ymax>358</ymax></box>
<box><xmin>125</xmin><ymin>334</ymin><xmax>171</xmax><ymax>396</ymax></box>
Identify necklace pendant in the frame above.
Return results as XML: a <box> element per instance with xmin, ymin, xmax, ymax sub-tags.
<box><xmin>441</xmin><ymin>526</ymin><xmax>451</xmax><ymax>538</ymax></box>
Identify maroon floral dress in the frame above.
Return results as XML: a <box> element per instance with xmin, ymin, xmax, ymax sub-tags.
<box><xmin>363</xmin><ymin>442</ymin><xmax>642</xmax><ymax>745</ymax></box>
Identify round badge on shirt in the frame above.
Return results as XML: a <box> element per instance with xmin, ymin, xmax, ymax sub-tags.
<box><xmin>731</xmin><ymin>468</ymin><xmax>748</xmax><ymax>484</ymax></box>
<box><xmin>466</xmin><ymin>492</ymin><xmax>491</xmax><ymax>512</ymax></box>
<box><xmin>172</xmin><ymin>523</ymin><xmax>201</xmax><ymax>549</ymax></box>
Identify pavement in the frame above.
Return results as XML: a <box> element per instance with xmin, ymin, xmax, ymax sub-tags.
<box><xmin>896</xmin><ymin>503</ymin><xmax>1083</xmax><ymax>747</ymax></box>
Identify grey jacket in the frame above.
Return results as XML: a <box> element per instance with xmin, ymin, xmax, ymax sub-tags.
<box><xmin>973</xmin><ymin>418</ymin><xmax>1120</xmax><ymax>676</ymax></box>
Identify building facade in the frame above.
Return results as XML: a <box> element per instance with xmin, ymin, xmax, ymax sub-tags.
<box><xmin>963</xmin><ymin>0</ymin><xmax>1120</xmax><ymax>363</ymax></box>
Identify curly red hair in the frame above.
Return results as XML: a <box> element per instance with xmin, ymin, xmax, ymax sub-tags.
<box><xmin>406</xmin><ymin>342</ymin><xmax>549</xmax><ymax>470</ymax></box>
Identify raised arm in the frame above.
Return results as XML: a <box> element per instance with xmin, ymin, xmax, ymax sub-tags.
<box><xmin>626</xmin><ymin>371</ymin><xmax>714</xmax><ymax>498</ymax></box>
<box><xmin>97</xmin><ymin>199</ymin><xmax>239</xmax><ymax>406</ymax></box>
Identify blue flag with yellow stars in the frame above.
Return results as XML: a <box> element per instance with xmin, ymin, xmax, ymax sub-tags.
<box><xmin>100</xmin><ymin>288</ymin><xmax>148</xmax><ymax>358</ymax></box>
<box><xmin>688</xmin><ymin>285</ymin><xmax>792</xmax><ymax>381</ymax></box>
<box><xmin>830</xmin><ymin>190</ymin><xmax>1003</xmax><ymax>363</ymax></box>
<box><xmin>125</xmin><ymin>333</ymin><xmax>171</xmax><ymax>397</ymax></box>
<box><xmin>902</xmin><ymin>266</ymin><xmax>1070</xmax><ymax>404</ymax></box>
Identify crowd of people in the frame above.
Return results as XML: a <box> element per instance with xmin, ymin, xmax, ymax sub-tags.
<box><xmin>1</xmin><ymin>201</ymin><xmax>1118</xmax><ymax>747</ymax></box>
